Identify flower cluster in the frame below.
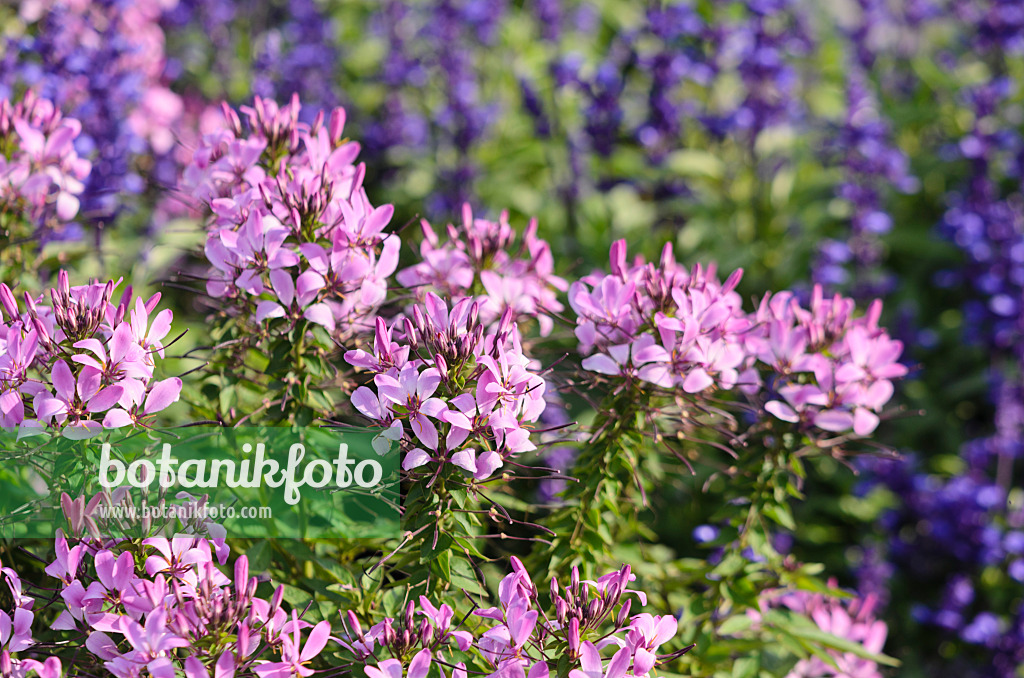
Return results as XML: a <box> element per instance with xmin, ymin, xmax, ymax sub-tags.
<box><xmin>346</xmin><ymin>293</ymin><xmax>546</xmax><ymax>481</ymax></box>
<box><xmin>397</xmin><ymin>204</ymin><xmax>567</xmax><ymax>335</ymax></box>
<box><xmin>187</xmin><ymin>95</ymin><xmax>399</xmax><ymax>339</ymax></box>
<box><xmin>0</xmin><ymin>559</ymin><xmax>60</xmax><ymax>678</ymax></box>
<box><xmin>3</xmin><ymin>0</ymin><xmax>183</xmax><ymax>224</ymax></box>
<box><xmin>573</xmin><ymin>240</ymin><xmax>906</xmax><ymax>437</ymax></box>
<box><xmin>570</xmin><ymin>240</ymin><xmax>750</xmax><ymax>395</ymax></box>
<box><xmin>747</xmin><ymin>285</ymin><xmax>907</xmax><ymax>436</ymax></box>
<box><xmin>22</xmin><ymin>513</ymin><xmax>333</xmax><ymax>678</ymax></box>
<box><xmin>0</xmin><ymin>92</ymin><xmax>91</xmax><ymax>241</ymax></box>
<box><xmin>0</xmin><ymin>270</ymin><xmax>181</xmax><ymax>436</ymax></box>
<box><xmin>750</xmin><ymin>585</ymin><xmax>889</xmax><ymax>678</ymax></box>
<box><xmin>349</xmin><ymin>558</ymin><xmax>686</xmax><ymax>678</ymax></box>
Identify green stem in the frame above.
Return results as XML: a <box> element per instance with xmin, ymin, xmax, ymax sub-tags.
<box><xmin>528</xmin><ymin>385</ymin><xmax>649</xmax><ymax>579</ymax></box>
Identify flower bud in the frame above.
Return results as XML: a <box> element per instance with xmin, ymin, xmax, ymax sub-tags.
<box><xmin>420</xmin><ymin>618</ymin><xmax>432</xmax><ymax>646</ymax></box>
<box><xmin>382</xmin><ymin>619</ymin><xmax>397</xmax><ymax>647</ymax></box>
<box><xmin>0</xmin><ymin>284</ymin><xmax>19</xmax><ymax>320</ymax></box>
<box><xmin>235</xmin><ymin>556</ymin><xmax>249</xmax><ymax>595</ymax></box>
<box><xmin>329</xmin><ymin>108</ymin><xmax>346</xmax><ymax>147</ymax></box>
<box><xmin>616</xmin><ymin>599</ymin><xmax>631</xmax><ymax>628</ymax></box>
<box><xmin>568</xmin><ymin>618</ymin><xmax>580</xmax><ymax>655</ymax></box>
<box><xmin>556</xmin><ymin>598</ymin><xmax>568</xmax><ymax>625</ymax></box>
<box><xmin>270</xmin><ymin>584</ymin><xmax>284</xmax><ymax>616</ymax></box>
<box><xmin>347</xmin><ymin>610</ymin><xmax>365</xmax><ymax>640</ymax></box>
<box><xmin>404</xmin><ymin>600</ymin><xmax>416</xmax><ymax>631</ymax></box>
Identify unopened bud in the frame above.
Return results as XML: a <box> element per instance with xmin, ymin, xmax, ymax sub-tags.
<box><xmin>329</xmin><ymin>108</ymin><xmax>346</xmax><ymax>146</ymax></box>
<box><xmin>0</xmin><ymin>284</ymin><xmax>19</xmax><ymax>319</ymax></box>
<box><xmin>568</xmin><ymin>618</ymin><xmax>580</xmax><ymax>654</ymax></box>
<box><xmin>616</xmin><ymin>599</ymin><xmax>631</xmax><ymax>628</ymax></box>
<box><xmin>347</xmin><ymin>610</ymin><xmax>364</xmax><ymax>640</ymax></box>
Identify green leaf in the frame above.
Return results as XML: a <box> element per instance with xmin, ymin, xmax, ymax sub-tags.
<box><xmin>717</xmin><ymin>615</ymin><xmax>754</xmax><ymax>636</ymax></box>
<box><xmin>786</xmin><ymin>625</ymin><xmax>900</xmax><ymax>667</ymax></box>
<box><xmin>421</xmin><ymin>531</ymin><xmax>454</xmax><ymax>560</ymax></box>
<box><xmin>763</xmin><ymin>503</ymin><xmax>796</xmax><ymax>531</ymax></box>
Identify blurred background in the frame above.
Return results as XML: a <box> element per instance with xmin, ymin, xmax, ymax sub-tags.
<box><xmin>3</xmin><ymin>0</ymin><xmax>1024</xmax><ymax>675</ymax></box>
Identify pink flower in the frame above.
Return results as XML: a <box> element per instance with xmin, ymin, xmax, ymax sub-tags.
<box><xmin>255</xmin><ymin>269</ymin><xmax>335</xmax><ymax>331</ymax></box>
<box><xmin>581</xmin><ymin>334</ymin><xmax>665</xmax><ymax>382</ymax></box>
<box><xmin>374</xmin><ymin>364</ymin><xmax>448</xmax><ymax>450</ymax></box>
<box><xmin>0</xmin><ymin>567</ymin><xmax>34</xmax><ymax>653</ymax></box>
<box><xmin>184</xmin><ymin>654</ymin><xmax>236</xmax><ymax>678</ymax></box>
<box><xmin>450</xmin><ymin>447</ymin><xmax>504</xmax><ymax>480</ymax></box>
<box><xmin>762</xmin><ymin>587</ymin><xmax>888</xmax><ymax>678</ymax></box>
<box><xmin>72</xmin><ymin>324</ymin><xmax>152</xmax><ymax>399</ymax></box>
<box><xmin>345</xmin><ymin>317</ymin><xmax>410</xmax><ymax>375</ymax></box>
<box><xmin>568</xmin><ymin>642</ymin><xmax>632</xmax><ymax>678</ymax></box>
<box><xmin>119</xmin><ymin>608</ymin><xmax>190</xmax><ymax>661</ymax></box>
<box><xmin>129</xmin><ymin>296</ymin><xmax>173</xmax><ymax>359</ymax></box>
<box><xmin>101</xmin><ymin>377</ymin><xmax>182</xmax><ymax>428</ymax></box>
<box><xmin>81</xmin><ymin>550</ymin><xmax>136</xmax><ymax>632</ymax></box>
<box><xmin>398</xmin><ymin>205</ymin><xmax>566</xmax><ymax>335</ymax></box>
<box><xmin>35</xmin><ymin>359</ymin><xmax>123</xmax><ymax>424</ymax></box>
<box><xmin>254</xmin><ymin>616</ymin><xmax>332</xmax><ymax>678</ymax></box>
<box><xmin>20</xmin><ymin>657</ymin><xmax>63</xmax><ymax>678</ymax></box>
<box><xmin>625</xmin><ymin>614</ymin><xmax>678</xmax><ymax>676</ymax></box>
<box><xmin>365</xmin><ymin>650</ymin><xmax>432</xmax><ymax>678</ymax></box>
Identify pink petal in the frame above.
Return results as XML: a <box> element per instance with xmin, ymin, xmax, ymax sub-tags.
<box><xmin>765</xmin><ymin>400</ymin><xmax>799</xmax><ymax>423</ymax></box>
<box><xmin>403</xmin><ymin>448</ymin><xmax>432</xmax><ymax>470</ymax></box>
<box><xmin>103</xmin><ymin>409</ymin><xmax>134</xmax><ymax>429</ymax></box>
<box><xmin>295</xmin><ymin>271</ymin><xmax>325</xmax><ymax>306</ymax></box>
<box><xmin>143</xmin><ymin>378</ymin><xmax>183</xmax><ymax>415</ymax></box>
<box><xmin>408</xmin><ymin>649</ymin><xmax>432</xmax><ymax>678</ymax></box>
<box><xmin>256</xmin><ymin>301</ymin><xmax>286</xmax><ymax>322</ymax></box>
<box><xmin>51</xmin><ymin>360</ymin><xmax>75</xmax><ymax>400</ymax></box>
<box><xmin>581</xmin><ymin>354</ymin><xmax>620</xmax><ymax>375</ymax></box>
<box><xmin>303</xmin><ymin>303</ymin><xmax>336</xmax><ymax>332</ymax></box>
<box><xmin>814</xmin><ymin>409</ymin><xmax>855</xmax><ymax>432</ymax></box>
<box><xmin>86</xmin><ymin>385</ymin><xmax>124</xmax><ymax>413</ymax></box>
<box><xmin>605</xmin><ymin>647</ymin><xmax>633</xmax><ymax>678</ymax></box>
<box><xmin>853</xmin><ymin>408</ymin><xmax>880</xmax><ymax>436</ymax></box>
<box><xmin>300</xmin><ymin>620</ymin><xmax>331</xmax><ymax>662</ymax></box>
<box><xmin>682</xmin><ymin>368</ymin><xmax>714</xmax><ymax>393</ymax></box>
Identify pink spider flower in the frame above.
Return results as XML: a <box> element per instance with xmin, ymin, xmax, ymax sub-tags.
<box><xmin>81</xmin><ymin>550</ymin><xmax>136</xmax><ymax>633</ymax></box>
<box><xmin>624</xmin><ymin>614</ymin><xmax>678</xmax><ymax>676</ymax></box>
<box><xmin>185</xmin><ymin>654</ymin><xmax>236</xmax><ymax>678</ymax></box>
<box><xmin>72</xmin><ymin>324</ymin><xmax>152</xmax><ymax>400</ymax></box>
<box><xmin>364</xmin><ymin>650</ymin><xmax>432</xmax><ymax>678</ymax></box>
<box><xmin>255</xmin><ymin>269</ymin><xmax>335</xmax><ymax>332</ymax></box>
<box><xmin>34</xmin><ymin>359</ymin><xmax>124</xmax><ymax>432</ymax></box>
<box><xmin>568</xmin><ymin>642</ymin><xmax>632</xmax><ymax>678</ymax></box>
<box><xmin>0</xmin><ymin>566</ymin><xmax>34</xmax><ymax>653</ymax></box>
<box><xmin>129</xmin><ymin>296</ymin><xmax>173</xmax><ymax>360</ymax></box>
<box><xmin>253</xmin><ymin>615</ymin><xmax>332</xmax><ymax>678</ymax></box>
<box><xmin>101</xmin><ymin>377</ymin><xmax>182</xmax><ymax>429</ymax></box>
<box><xmin>344</xmin><ymin>316</ymin><xmax>410</xmax><ymax>375</ymax></box>
<box><xmin>374</xmin><ymin>364</ymin><xmax>448</xmax><ymax>450</ymax></box>
<box><xmin>116</xmin><ymin>608</ymin><xmax>190</xmax><ymax>665</ymax></box>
